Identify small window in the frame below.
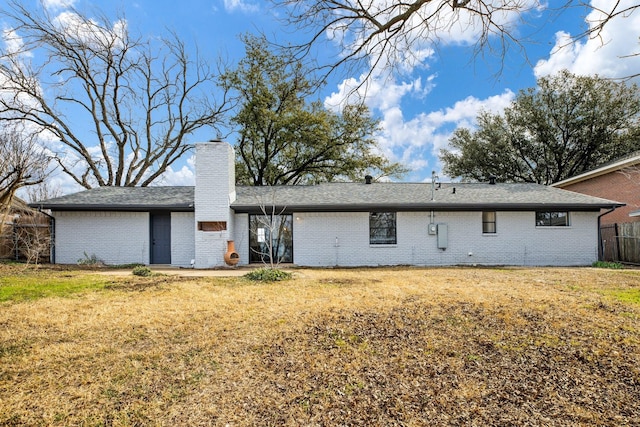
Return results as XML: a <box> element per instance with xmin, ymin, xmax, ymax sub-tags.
<box><xmin>482</xmin><ymin>211</ymin><xmax>496</xmax><ymax>234</ymax></box>
<box><xmin>198</xmin><ymin>221</ymin><xmax>226</xmax><ymax>231</ymax></box>
<box><xmin>370</xmin><ymin>212</ymin><xmax>397</xmax><ymax>244</ymax></box>
<box><xmin>536</xmin><ymin>211</ymin><xmax>569</xmax><ymax>227</ymax></box>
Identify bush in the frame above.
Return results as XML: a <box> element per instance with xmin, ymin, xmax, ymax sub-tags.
<box><xmin>77</xmin><ymin>252</ymin><xmax>104</xmax><ymax>266</ymax></box>
<box><xmin>244</xmin><ymin>267</ymin><xmax>292</xmax><ymax>282</ymax></box>
<box><xmin>592</xmin><ymin>261</ymin><xmax>624</xmax><ymax>269</ymax></box>
<box><xmin>132</xmin><ymin>266</ymin><xmax>153</xmax><ymax>277</ymax></box>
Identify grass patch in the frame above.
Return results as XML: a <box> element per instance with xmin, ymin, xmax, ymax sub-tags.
<box><xmin>1</xmin><ymin>266</ymin><xmax>640</xmax><ymax>425</ymax></box>
<box><xmin>609</xmin><ymin>288</ymin><xmax>640</xmax><ymax>305</ymax></box>
<box><xmin>0</xmin><ymin>266</ymin><xmax>112</xmax><ymax>302</ymax></box>
<box><xmin>592</xmin><ymin>260</ymin><xmax>625</xmax><ymax>269</ymax></box>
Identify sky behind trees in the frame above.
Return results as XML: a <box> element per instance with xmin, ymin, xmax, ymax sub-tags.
<box><xmin>3</xmin><ymin>0</ymin><xmax>640</xmax><ymax>194</ymax></box>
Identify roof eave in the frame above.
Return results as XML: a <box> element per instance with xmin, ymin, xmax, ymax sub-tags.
<box><xmin>31</xmin><ymin>203</ymin><xmax>195</xmax><ymax>212</ymax></box>
<box><xmin>552</xmin><ymin>155</ymin><xmax>640</xmax><ymax>187</ymax></box>
<box><xmin>231</xmin><ymin>202</ymin><xmax>623</xmax><ymax>214</ymax></box>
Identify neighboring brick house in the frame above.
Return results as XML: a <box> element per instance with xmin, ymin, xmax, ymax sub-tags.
<box><xmin>33</xmin><ymin>141</ymin><xmax>623</xmax><ymax>268</ymax></box>
<box><xmin>552</xmin><ymin>153</ymin><xmax>640</xmax><ymax>226</ymax></box>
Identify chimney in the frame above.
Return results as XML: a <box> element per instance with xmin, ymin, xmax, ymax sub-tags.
<box><xmin>489</xmin><ymin>176</ymin><xmax>496</xmax><ymax>185</ymax></box>
<box><xmin>365</xmin><ymin>175</ymin><xmax>373</xmax><ymax>184</ymax></box>
<box><xmin>195</xmin><ymin>141</ymin><xmax>236</xmax><ymax>268</ymax></box>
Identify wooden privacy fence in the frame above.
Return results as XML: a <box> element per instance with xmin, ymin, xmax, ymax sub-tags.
<box><xmin>600</xmin><ymin>222</ymin><xmax>640</xmax><ymax>265</ymax></box>
<box><xmin>0</xmin><ymin>214</ymin><xmax>52</xmax><ymax>264</ymax></box>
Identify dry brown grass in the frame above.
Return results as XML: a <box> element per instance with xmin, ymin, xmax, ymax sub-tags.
<box><xmin>1</xmin><ymin>266</ymin><xmax>640</xmax><ymax>426</ymax></box>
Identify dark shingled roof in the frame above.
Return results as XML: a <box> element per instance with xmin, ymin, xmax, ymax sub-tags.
<box><xmin>31</xmin><ymin>186</ymin><xmax>195</xmax><ymax>211</ymax></box>
<box><xmin>32</xmin><ymin>182</ymin><xmax>624</xmax><ymax>213</ymax></box>
<box><xmin>232</xmin><ymin>182</ymin><xmax>624</xmax><ymax>213</ymax></box>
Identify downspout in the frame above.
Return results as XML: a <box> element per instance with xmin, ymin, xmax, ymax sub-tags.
<box><xmin>597</xmin><ymin>207</ymin><xmax>618</xmax><ymax>262</ymax></box>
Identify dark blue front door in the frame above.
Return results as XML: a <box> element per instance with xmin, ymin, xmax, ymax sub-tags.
<box><xmin>151</xmin><ymin>213</ymin><xmax>171</xmax><ymax>264</ymax></box>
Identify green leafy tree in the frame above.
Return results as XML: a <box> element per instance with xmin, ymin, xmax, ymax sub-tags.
<box><xmin>220</xmin><ymin>34</ymin><xmax>407</xmax><ymax>186</ymax></box>
<box><xmin>440</xmin><ymin>70</ymin><xmax>640</xmax><ymax>184</ymax></box>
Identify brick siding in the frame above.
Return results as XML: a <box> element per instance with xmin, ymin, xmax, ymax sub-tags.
<box><xmin>560</xmin><ymin>169</ymin><xmax>640</xmax><ymax>225</ymax></box>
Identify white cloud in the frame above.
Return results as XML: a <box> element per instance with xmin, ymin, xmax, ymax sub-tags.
<box><xmin>535</xmin><ymin>0</ymin><xmax>640</xmax><ymax>79</ymax></box>
<box><xmin>325</xmin><ymin>68</ymin><xmax>515</xmax><ymax>180</ymax></box>
<box><xmin>52</xmin><ymin>12</ymin><xmax>128</xmax><ymax>51</ymax></box>
<box><xmin>223</xmin><ymin>0</ymin><xmax>259</xmax><ymax>14</ymax></box>
<box><xmin>154</xmin><ymin>155</ymin><xmax>196</xmax><ymax>186</ymax></box>
<box><xmin>327</xmin><ymin>0</ymin><xmax>540</xmax><ymax>78</ymax></box>
<box><xmin>1</xmin><ymin>28</ymin><xmax>30</xmax><ymax>58</ymax></box>
<box><xmin>42</xmin><ymin>0</ymin><xmax>76</xmax><ymax>10</ymax></box>
<box><xmin>374</xmin><ymin>90</ymin><xmax>515</xmax><ymax>179</ymax></box>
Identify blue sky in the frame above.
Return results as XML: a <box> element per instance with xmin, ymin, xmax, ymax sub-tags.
<box><xmin>5</xmin><ymin>0</ymin><xmax>640</xmax><ymax>194</ymax></box>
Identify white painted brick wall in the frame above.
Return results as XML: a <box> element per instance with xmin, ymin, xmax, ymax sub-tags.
<box><xmin>53</xmin><ymin>211</ymin><xmax>149</xmax><ymax>265</ymax></box>
<box><xmin>171</xmin><ymin>212</ymin><xmax>195</xmax><ymax>267</ymax></box>
<box><xmin>293</xmin><ymin>211</ymin><xmax>599</xmax><ymax>267</ymax></box>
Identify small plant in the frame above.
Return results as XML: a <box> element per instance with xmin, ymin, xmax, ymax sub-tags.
<box><xmin>244</xmin><ymin>267</ymin><xmax>292</xmax><ymax>282</ymax></box>
<box><xmin>77</xmin><ymin>252</ymin><xmax>103</xmax><ymax>266</ymax></box>
<box><xmin>592</xmin><ymin>261</ymin><xmax>624</xmax><ymax>269</ymax></box>
<box><xmin>132</xmin><ymin>266</ymin><xmax>153</xmax><ymax>277</ymax></box>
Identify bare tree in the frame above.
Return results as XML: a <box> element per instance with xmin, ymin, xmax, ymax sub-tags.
<box><xmin>24</xmin><ymin>181</ymin><xmax>62</xmax><ymax>205</ymax></box>
<box><xmin>0</xmin><ymin>124</ymin><xmax>49</xmax><ymax>228</ymax></box>
<box><xmin>272</xmin><ymin>0</ymin><xmax>539</xmax><ymax>84</ymax></box>
<box><xmin>250</xmin><ymin>207</ymin><xmax>292</xmax><ymax>269</ymax></box>
<box><xmin>272</xmin><ymin>1</ymin><xmax>640</xmax><ymax>84</ymax></box>
<box><xmin>247</xmin><ymin>189</ymin><xmax>293</xmax><ymax>268</ymax></box>
<box><xmin>0</xmin><ymin>2</ymin><xmax>230</xmax><ymax>189</ymax></box>
<box><xmin>14</xmin><ymin>209</ymin><xmax>51</xmax><ymax>266</ymax></box>
<box><xmin>572</xmin><ymin>1</ymin><xmax>640</xmax><ymax>80</ymax></box>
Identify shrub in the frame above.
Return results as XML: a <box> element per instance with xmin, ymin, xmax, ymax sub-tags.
<box><xmin>244</xmin><ymin>267</ymin><xmax>292</xmax><ymax>282</ymax></box>
<box><xmin>77</xmin><ymin>252</ymin><xmax>104</xmax><ymax>266</ymax></box>
<box><xmin>592</xmin><ymin>261</ymin><xmax>624</xmax><ymax>269</ymax></box>
<box><xmin>132</xmin><ymin>266</ymin><xmax>153</xmax><ymax>277</ymax></box>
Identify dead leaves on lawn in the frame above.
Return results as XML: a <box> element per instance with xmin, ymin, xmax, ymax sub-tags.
<box><xmin>1</xmin><ymin>267</ymin><xmax>640</xmax><ymax>426</ymax></box>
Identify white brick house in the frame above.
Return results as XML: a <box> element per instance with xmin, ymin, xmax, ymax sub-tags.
<box><xmin>34</xmin><ymin>141</ymin><xmax>624</xmax><ymax>267</ymax></box>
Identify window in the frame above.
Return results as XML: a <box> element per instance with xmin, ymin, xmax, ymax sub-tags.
<box><xmin>197</xmin><ymin>221</ymin><xmax>226</xmax><ymax>231</ymax></box>
<box><xmin>536</xmin><ymin>211</ymin><xmax>569</xmax><ymax>227</ymax></box>
<box><xmin>370</xmin><ymin>212</ymin><xmax>396</xmax><ymax>244</ymax></box>
<box><xmin>482</xmin><ymin>211</ymin><xmax>496</xmax><ymax>234</ymax></box>
<box><xmin>249</xmin><ymin>214</ymin><xmax>293</xmax><ymax>263</ymax></box>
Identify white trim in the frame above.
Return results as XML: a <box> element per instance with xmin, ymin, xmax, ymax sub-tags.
<box><xmin>552</xmin><ymin>154</ymin><xmax>640</xmax><ymax>187</ymax></box>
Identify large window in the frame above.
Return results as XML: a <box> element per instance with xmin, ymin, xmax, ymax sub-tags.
<box><xmin>536</xmin><ymin>211</ymin><xmax>569</xmax><ymax>227</ymax></box>
<box><xmin>249</xmin><ymin>214</ymin><xmax>293</xmax><ymax>263</ymax></box>
<box><xmin>369</xmin><ymin>212</ymin><xmax>396</xmax><ymax>244</ymax></box>
<box><xmin>482</xmin><ymin>211</ymin><xmax>496</xmax><ymax>234</ymax></box>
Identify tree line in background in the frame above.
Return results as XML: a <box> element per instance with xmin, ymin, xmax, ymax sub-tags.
<box><xmin>441</xmin><ymin>70</ymin><xmax>640</xmax><ymax>184</ymax></box>
<box><xmin>0</xmin><ymin>0</ymin><xmax>639</xmax><ymax>222</ymax></box>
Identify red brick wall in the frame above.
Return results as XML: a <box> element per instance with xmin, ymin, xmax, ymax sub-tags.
<box><xmin>560</xmin><ymin>169</ymin><xmax>640</xmax><ymax>225</ymax></box>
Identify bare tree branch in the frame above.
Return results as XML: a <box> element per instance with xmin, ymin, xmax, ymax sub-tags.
<box><xmin>271</xmin><ymin>0</ymin><xmax>537</xmax><ymax>89</ymax></box>
<box><xmin>0</xmin><ymin>2</ymin><xmax>231</xmax><ymax>188</ymax></box>
<box><xmin>0</xmin><ymin>123</ymin><xmax>49</xmax><ymax>228</ymax></box>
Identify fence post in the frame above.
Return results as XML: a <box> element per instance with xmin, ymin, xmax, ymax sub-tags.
<box><xmin>615</xmin><ymin>223</ymin><xmax>621</xmax><ymax>263</ymax></box>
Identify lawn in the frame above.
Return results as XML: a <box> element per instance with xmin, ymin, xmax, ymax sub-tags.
<box><xmin>1</xmin><ymin>264</ymin><xmax>639</xmax><ymax>426</ymax></box>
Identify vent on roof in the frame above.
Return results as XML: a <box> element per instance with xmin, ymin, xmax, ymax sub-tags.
<box><xmin>365</xmin><ymin>175</ymin><xmax>373</xmax><ymax>184</ymax></box>
<box><xmin>489</xmin><ymin>176</ymin><xmax>496</xmax><ymax>185</ymax></box>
